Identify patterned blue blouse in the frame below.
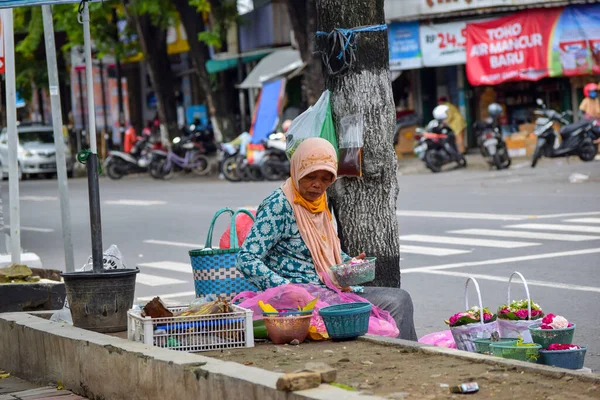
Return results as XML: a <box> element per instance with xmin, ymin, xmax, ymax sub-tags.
<box><xmin>236</xmin><ymin>189</ymin><xmax>357</xmax><ymax>292</ymax></box>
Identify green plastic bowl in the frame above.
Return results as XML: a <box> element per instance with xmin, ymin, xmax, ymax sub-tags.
<box><xmin>529</xmin><ymin>323</ymin><xmax>575</xmax><ymax>349</ymax></box>
<box><xmin>473</xmin><ymin>338</ymin><xmax>518</xmax><ymax>355</ymax></box>
<box><xmin>539</xmin><ymin>347</ymin><xmax>586</xmax><ymax>370</ymax></box>
<box><xmin>490</xmin><ymin>342</ymin><xmax>542</xmax><ymax>363</ymax></box>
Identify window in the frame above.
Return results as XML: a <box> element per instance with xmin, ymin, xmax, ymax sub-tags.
<box><xmin>18</xmin><ymin>131</ymin><xmax>54</xmax><ymax>144</ymax></box>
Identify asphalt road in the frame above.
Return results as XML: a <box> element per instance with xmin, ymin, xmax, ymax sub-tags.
<box><xmin>9</xmin><ymin>156</ymin><xmax>600</xmax><ymax>371</ymax></box>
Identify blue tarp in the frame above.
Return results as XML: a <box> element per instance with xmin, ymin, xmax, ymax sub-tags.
<box><xmin>250</xmin><ymin>79</ymin><xmax>285</xmax><ymax>144</ymax></box>
<box><xmin>0</xmin><ymin>0</ymin><xmax>99</xmax><ymax>8</ymax></box>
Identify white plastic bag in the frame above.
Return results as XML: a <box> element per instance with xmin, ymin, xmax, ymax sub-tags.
<box><xmin>79</xmin><ymin>244</ymin><xmax>127</xmax><ymax>271</ymax></box>
<box><xmin>50</xmin><ymin>298</ymin><xmax>72</xmax><ymax>324</ymax></box>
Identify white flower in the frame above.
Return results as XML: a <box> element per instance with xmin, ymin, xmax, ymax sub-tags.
<box><xmin>549</xmin><ymin>316</ymin><xmax>569</xmax><ymax>329</ymax></box>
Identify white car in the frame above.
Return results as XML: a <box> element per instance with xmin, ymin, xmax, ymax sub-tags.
<box><xmin>0</xmin><ymin>124</ymin><xmax>74</xmax><ymax>179</ymax></box>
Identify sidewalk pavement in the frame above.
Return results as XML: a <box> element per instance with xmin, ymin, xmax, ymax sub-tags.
<box><xmin>0</xmin><ymin>371</ymin><xmax>86</xmax><ymax>400</ymax></box>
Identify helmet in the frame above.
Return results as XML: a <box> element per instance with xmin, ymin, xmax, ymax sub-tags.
<box><xmin>488</xmin><ymin>103</ymin><xmax>503</xmax><ymax>118</ymax></box>
<box><xmin>432</xmin><ymin>105</ymin><xmax>449</xmax><ymax>121</ymax></box>
<box><xmin>584</xmin><ymin>83</ymin><xmax>598</xmax><ymax>97</ymax></box>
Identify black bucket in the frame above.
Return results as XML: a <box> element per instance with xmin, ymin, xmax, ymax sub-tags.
<box><xmin>61</xmin><ymin>268</ymin><xmax>139</xmax><ymax>333</ymax></box>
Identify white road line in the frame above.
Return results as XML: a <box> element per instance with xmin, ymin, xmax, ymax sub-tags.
<box><xmin>400</xmin><ymin>245</ymin><xmax>471</xmax><ymax>256</ymax></box>
<box><xmin>536</xmin><ymin>211</ymin><xmax>600</xmax><ymax>219</ymax></box>
<box><xmin>135</xmin><ymin>273</ymin><xmax>188</xmax><ymax>287</ymax></box>
<box><xmin>20</xmin><ymin>196</ymin><xmax>57</xmax><ymax>201</ymax></box>
<box><xmin>400</xmin><ymin>234</ymin><xmax>539</xmax><ymax>248</ymax></box>
<box><xmin>138</xmin><ymin>261</ymin><xmax>192</xmax><ymax>274</ymax></box>
<box><xmin>402</xmin><ymin>247</ymin><xmax>600</xmax><ymax>273</ymax></box>
<box><xmin>506</xmin><ymin>223</ymin><xmax>600</xmax><ymax>234</ymax></box>
<box><xmin>105</xmin><ymin>200</ymin><xmax>167</xmax><ymax>206</ymax></box>
<box><xmin>143</xmin><ymin>239</ymin><xmax>204</xmax><ymax>248</ymax></box>
<box><xmin>449</xmin><ymin>228</ymin><xmax>600</xmax><ymax>242</ymax></box>
<box><xmin>395</xmin><ymin>210</ymin><xmax>531</xmax><ymax>221</ymax></box>
<box><xmin>564</xmin><ymin>218</ymin><xmax>600</xmax><ymax>224</ymax></box>
<box><xmin>21</xmin><ymin>226</ymin><xmax>55</xmax><ymax>233</ymax></box>
<box><xmin>413</xmin><ymin>270</ymin><xmax>600</xmax><ymax>294</ymax></box>
<box><xmin>137</xmin><ymin>291</ymin><xmax>196</xmax><ymax>302</ymax></box>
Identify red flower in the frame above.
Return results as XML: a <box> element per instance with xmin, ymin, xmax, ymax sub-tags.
<box><xmin>547</xmin><ymin>343</ymin><xmax>580</xmax><ymax>351</ymax></box>
<box><xmin>542</xmin><ymin>313</ymin><xmax>555</xmax><ymax>324</ymax></box>
<box><xmin>540</xmin><ymin>324</ymin><xmax>553</xmax><ymax>330</ymax></box>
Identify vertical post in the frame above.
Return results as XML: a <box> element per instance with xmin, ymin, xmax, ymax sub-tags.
<box><xmin>3</xmin><ymin>8</ymin><xmax>20</xmax><ymax>264</ymax></box>
<box><xmin>99</xmin><ymin>58</ymin><xmax>110</xmax><ymax>152</ymax></box>
<box><xmin>81</xmin><ymin>0</ymin><xmax>103</xmax><ymax>272</ymax></box>
<box><xmin>42</xmin><ymin>4</ymin><xmax>75</xmax><ymax>273</ymax></box>
<box><xmin>77</xmin><ymin>68</ymin><xmax>86</xmax><ymax>143</ymax></box>
<box><xmin>236</xmin><ymin>21</ymin><xmax>247</xmax><ymax>131</ymax></box>
<box><xmin>112</xmin><ymin>8</ymin><xmax>126</xmax><ymax>149</ymax></box>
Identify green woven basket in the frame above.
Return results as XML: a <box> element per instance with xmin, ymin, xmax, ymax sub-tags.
<box><xmin>473</xmin><ymin>338</ymin><xmax>518</xmax><ymax>355</ymax></box>
<box><xmin>529</xmin><ymin>323</ymin><xmax>575</xmax><ymax>349</ymax></box>
<box><xmin>490</xmin><ymin>342</ymin><xmax>542</xmax><ymax>363</ymax></box>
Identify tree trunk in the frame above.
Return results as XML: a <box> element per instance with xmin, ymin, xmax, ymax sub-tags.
<box><xmin>316</xmin><ymin>0</ymin><xmax>401</xmax><ymax>287</ymax></box>
<box><xmin>124</xmin><ymin>3</ymin><xmax>179</xmax><ymax>140</ymax></box>
<box><xmin>285</xmin><ymin>0</ymin><xmax>324</xmax><ymax>105</ymax></box>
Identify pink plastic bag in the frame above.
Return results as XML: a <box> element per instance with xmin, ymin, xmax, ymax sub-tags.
<box><xmin>419</xmin><ymin>330</ymin><xmax>457</xmax><ymax>349</ymax></box>
<box><xmin>233</xmin><ymin>283</ymin><xmax>399</xmax><ymax>338</ymax></box>
<box><xmin>219</xmin><ymin>210</ymin><xmax>257</xmax><ymax>249</ymax></box>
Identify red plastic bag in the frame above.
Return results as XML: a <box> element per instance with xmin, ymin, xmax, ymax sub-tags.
<box><xmin>219</xmin><ymin>210</ymin><xmax>257</xmax><ymax>249</ymax></box>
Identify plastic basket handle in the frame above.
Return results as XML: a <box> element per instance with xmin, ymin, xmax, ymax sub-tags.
<box><xmin>230</xmin><ymin>209</ymin><xmax>256</xmax><ymax>249</ymax></box>
<box><xmin>204</xmin><ymin>208</ymin><xmax>234</xmax><ymax>249</ymax></box>
<box><xmin>507</xmin><ymin>271</ymin><xmax>532</xmax><ymax>319</ymax></box>
<box><xmin>464</xmin><ymin>277</ymin><xmax>485</xmax><ymax>325</ymax></box>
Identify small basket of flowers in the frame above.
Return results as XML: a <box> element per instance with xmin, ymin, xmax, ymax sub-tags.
<box><xmin>539</xmin><ymin>344</ymin><xmax>587</xmax><ymax>370</ymax></box>
<box><xmin>446</xmin><ymin>277</ymin><xmax>497</xmax><ymax>352</ymax></box>
<box><xmin>330</xmin><ymin>257</ymin><xmax>376</xmax><ymax>287</ymax></box>
<box><xmin>496</xmin><ymin>272</ymin><xmax>544</xmax><ymax>342</ymax></box>
<box><xmin>529</xmin><ymin>314</ymin><xmax>576</xmax><ymax>349</ymax></box>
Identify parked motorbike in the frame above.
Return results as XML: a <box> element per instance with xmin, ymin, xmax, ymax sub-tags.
<box><xmin>149</xmin><ymin>132</ymin><xmax>210</xmax><ymax>180</ymax></box>
<box><xmin>260</xmin><ymin>133</ymin><xmax>289</xmax><ymax>181</ymax></box>
<box><xmin>220</xmin><ymin>132</ymin><xmax>263</xmax><ymax>182</ymax></box>
<box><xmin>531</xmin><ymin>98</ymin><xmax>599</xmax><ymax>168</ymax></box>
<box><xmin>104</xmin><ymin>133</ymin><xmax>161</xmax><ymax>180</ymax></box>
<box><xmin>473</xmin><ymin>103</ymin><xmax>511</xmax><ymax>170</ymax></box>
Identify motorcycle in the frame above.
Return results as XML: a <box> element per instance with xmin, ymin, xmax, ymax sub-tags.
<box><xmin>414</xmin><ymin>120</ymin><xmax>467</xmax><ymax>173</ymax></box>
<box><xmin>531</xmin><ymin>98</ymin><xmax>599</xmax><ymax>168</ymax></box>
<box><xmin>149</xmin><ymin>131</ymin><xmax>210</xmax><ymax>180</ymax></box>
<box><xmin>473</xmin><ymin>117</ymin><xmax>511</xmax><ymax>170</ymax></box>
<box><xmin>220</xmin><ymin>132</ymin><xmax>263</xmax><ymax>182</ymax></box>
<box><xmin>260</xmin><ymin>133</ymin><xmax>289</xmax><ymax>181</ymax></box>
<box><xmin>104</xmin><ymin>133</ymin><xmax>161</xmax><ymax>180</ymax></box>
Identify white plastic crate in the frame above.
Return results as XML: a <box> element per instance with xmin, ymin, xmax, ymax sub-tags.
<box><xmin>127</xmin><ymin>305</ymin><xmax>254</xmax><ymax>352</ymax></box>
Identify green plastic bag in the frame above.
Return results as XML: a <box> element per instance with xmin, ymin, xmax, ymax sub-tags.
<box><xmin>286</xmin><ymin>90</ymin><xmax>338</xmax><ymax>158</ymax></box>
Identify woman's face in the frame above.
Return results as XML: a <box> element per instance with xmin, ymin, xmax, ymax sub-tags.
<box><xmin>298</xmin><ymin>170</ymin><xmax>335</xmax><ymax>201</ymax></box>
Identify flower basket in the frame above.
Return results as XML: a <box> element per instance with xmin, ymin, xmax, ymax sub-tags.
<box><xmin>473</xmin><ymin>338</ymin><xmax>518</xmax><ymax>355</ymax></box>
<box><xmin>448</xmin><ymin>277</ymin><xmax>498</xmax><ymax>352</ymax></box>
<box><xmin>497</xmin><ymin>272</ymin><xmax>543</xmax><ymax>342</ymax></box>
<box><xmin>529</xmin><ymin>323</ymin><xmax>576</xmax><ymax>349</ymax></box>
<box><xmin>490</xmin><ymin>341</ymin><xmax>542</xmax><ymax>363</ymax></box>
<box><xmin>539</xmin><ymin>346</ymin><xmax>587</xmax><ymax>370</ymax></box>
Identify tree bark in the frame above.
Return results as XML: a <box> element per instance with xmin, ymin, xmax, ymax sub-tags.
<box><xmin>316</xmin><ymin>0</ymin><xmax>401</xmax><ymax>287</ymax></box>
<box><xmin>173</xmin><ymin>0</ymin><xmax>236</xmax><ymax>140</ymax></box>
<box><xmin>124</xmin><ymin>5</ymin><xmax>179</xmax><ymax>140</ymax></box>
<box><xmin>285</xmin><ymin>0</ymin><xmax>324</xmax><ymax>105</ymax></box>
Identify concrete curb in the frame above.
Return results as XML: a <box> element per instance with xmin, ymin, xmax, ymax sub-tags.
<box><xmin>359</xmin><ymin>335</ymin><xmax>600</xmax><ymax>384</ymax></box>
<box><xmin>0</xmin><ymin>312</ymin><xmax>381</xmax><ymax>400</ymax></box>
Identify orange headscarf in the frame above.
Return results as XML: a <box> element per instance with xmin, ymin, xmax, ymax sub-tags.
<box><xmin>281</xmin><ymin>138</ymin><xmax>342</xmax><ymax>288</ymax></box>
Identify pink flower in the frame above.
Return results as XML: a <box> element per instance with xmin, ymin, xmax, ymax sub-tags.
<box><xmin>540</xmin><ymin>324</ymin><xmax>553</xmax><ymax>330</ymax></box>
<box><xmin>542</xmin><ymin>313</ymin><xmax>555</xmax><ymax>324</ymax></box>
<box><xmin>483</xmin><ymin>313</ymin><xmax>493</xmax><ymax>321</ymax></box>
<box><xmin>515</xmin><ymin>309</ymin><xmax>529</xmax><ymax>319</ymax></box>
<box><xmin>499</xmin><ymin>307</ymin><xmax>510</xmax><ymax>314</ymax></box>
<box><xmin>531</xmin><ymin>309</ymin><xmax>543</xmax><ymax>318</ymax></box>
<box><xmin>549</xmin><ymin>316</ymin><xmax>569</xmax><ymax>329</ymax></box>
<box><xmin>548</xmin><ymin>344</ymin><xmax>580</xmax><ymax>351</ymax></box>
<box><xmin>568</xmin><ymin>323</ymin><xmax>574</xmax><ymax>327</ymax></box>
<box><xmin>449</xmin><ymin>312</ymin><xmax>471</xmax><ymax>326</ymax></box>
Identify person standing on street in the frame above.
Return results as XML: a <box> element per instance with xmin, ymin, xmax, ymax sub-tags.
<box><xmin>579</xmin><ymin>83</ymin><xmax>600</xmax><ymax>119</ymax></box>
<box><xmin>438</xmin><ymin>97</ymin><xmax>466</xmax><ymax>153</ymax></box>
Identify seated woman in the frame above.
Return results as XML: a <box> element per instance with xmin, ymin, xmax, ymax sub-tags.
<box><xmin>237</xmin><ymin>137</ymin><xmax>417</xmax><ymax>340</ymax></box>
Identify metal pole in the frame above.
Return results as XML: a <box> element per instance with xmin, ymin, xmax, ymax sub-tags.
<box><xmin>111</xmin><ymin>8</ymin><xmax>126</xmax><ymax>150</ymax></box>
<box><xmin>77</xmin><ymin>68</ymin><xmax>86</xmax><ymax>142</ymax></box>
<box><xmin>42</xmin><ymin>4</ymin><xmax>75</xmax><ymax>273</ymax></box>
<box><xmin>81</xmin><ymin>0</ymin><xmax>103</xmax><ymax>273</ymax></box>
<box><xmin>99</xmin><ymin>58</ymin><xmax>109</xmax><ymax>150</ymax></box>
<box><xmin>3</xmin><ymin>9</ymin><xmax>20</xmax><ymax>264</ymax></box>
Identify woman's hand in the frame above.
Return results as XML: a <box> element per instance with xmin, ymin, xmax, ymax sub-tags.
<box><xmin>355</xmin><ymin>252</ymin><xmax>366</xmax><ymax>260</ymax></box>
<box><xmin>341</xmin><ymin>286</ymin><xmax>353</xmax><ymax>292</ymax></box>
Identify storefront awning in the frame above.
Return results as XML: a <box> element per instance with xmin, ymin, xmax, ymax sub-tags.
<box><xmin>205</xmin><ymin>48</ymin><xmax>274</xmax><ymax>74</ymax></box>
<box><xmin>238</xmin><ymin>48</ymin><xmax>304</xmax><ymax>89</ymax></box>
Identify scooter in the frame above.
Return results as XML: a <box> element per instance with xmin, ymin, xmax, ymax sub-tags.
<box><xmin>531</xmin><ymin>98</ymin><xmax>599</xmax><ymax>168</ymax></box>
<box><xmin>104</xmin><ymin>133</ymin><xmax>161</xmax><ymax>180</ymax></box>
<box><xmin>149</xmin><ymin>133</ymin><xmax>208</xmax><ymax>180</ymax></box>
<box><xmin>473</xmin><ymin>116</ymin><xmax>511</xmax><ymax>170</ymax></box>
<box><xmin>260</xmin><ymin>133</ymin><xmax>289</xmax><ymax>181</ymax></box>
<box><xmin>414</xmin><ymin>120</ymin><xmax>467</xmax><ymax>173</ymax></box>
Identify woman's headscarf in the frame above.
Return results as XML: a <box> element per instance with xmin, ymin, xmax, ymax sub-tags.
<box><xmin>281</xmin><ymin>138</ymin><xmax>343</xmax><ymax>287</ymax></box>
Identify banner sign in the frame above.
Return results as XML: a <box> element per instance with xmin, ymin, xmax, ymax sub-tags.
<box><xmin>388</xmin><ymin>21</ymin><xmax>422</xmax><ymax>71</ymax></box>
<box><xmin>0</xmin><ymin>0</ymin><xmax>98</xmax><ymax>8</ymax></box>
<box><xmin>466</xmin><ymin>4</ymin><xmax>600</xmax><ymax>86</ymax></box>
<box><xmin>420</xmin><ymin>20</ymin><xmax>490</xmax><ymax>67</ymax></box>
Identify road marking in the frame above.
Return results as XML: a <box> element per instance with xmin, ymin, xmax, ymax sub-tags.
<box><xmin>21</xmin><ymin>226</ymin><xmax>55</xmax><ymax>233</ymax></box>
<box><xmin>137</xmin><ymin>291</ymin><xmax>196</xmax><ymax>302</ymax></box>
<box><xmin>138</xmin><ymin>261</ymin><xmax>192</xmax><ymax>274</ymax></box>
<box><xmin>105</xmin><ymin>200</ymin><xmax>167</xmax><ymax>206</ymax></box>
<box><xmin>402</xmin><ymin>247</ymin><xmax>600</xmax><ymax>273</ymax></box>
<box><xmin>135</xmin><ymin>273</ymin><xmax>188</xmax><ymax>287</ymax></box>
<box><xmin>400</xmin><ymin>234</ymin><xmax>539</xmax><ymax>248</ymax></box>
<box><xmin>535</xmin><ymin>211</ymin><xmax>600</xmax><ymax>219</ymax></box>
<box><xmin>20</xmin><ymin>196</ymin><xmax>58</xmax><ymax>201</ymax></box>
<box><xmin>564</xmin><ymin>218</ymin><xmax>600</xmax><ymax>224</ymax></box>
<box><xmin>414</xmin><ymin>270</ymin><xmax>600</xmax><ymax>294</ymax></box>
<box><xmin>400</xmin><ymin>245</ymin><xmax>471</xmax><ymax>256</ymax></box>
<box><xmin>143</xmin><ymin>239</ymin><xmax>204</xmax><ymax>249</ymax></box>
<box><xmin>395</xmin><ymin>210</ymin><xmax>531</xmax><ymax>221</ymax></box>
<box><xmin>449</xmin><ymin>228</ymin><xmax>600</xmax><ymax>242</ymax></box>
<box><xmin>506</xmin><ymin>223</ymin><xmax>600</xmax><ymax>234</ymax></box>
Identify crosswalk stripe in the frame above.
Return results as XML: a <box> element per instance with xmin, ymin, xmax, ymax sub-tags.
<box><xmin>400</xmin><ymin>234</ymin><xmax>539</xmax><ymax>248</ymax></box>
<box><xmin>396</xmin><ymin>210</ymin><xmax>531</xmax><ymax>221</ymax></box>
<box><xmin>564</xmin><ymin>218</ymin><xmax>600</xmax><ymax>224</ymax></box>
<box><xmin>506</xmin><ymin>223</ymin><xmax>600</xmax><ymax>234</ymax></box>
<box><xmin>137</xmin><ymin>291</ymin><xmax>197</xmax><ymax>302</ymax></box>
<box><xmin>138</xmin><ymin>261</ymin><xmax>192</xmax><ymax>274</ymax></box>
<box><xmin>449</xmin><ymin>228</ymin><xmax>600</xmax><ymax>242</ymax></box>
<box><xmin>136</xmin><ymin>273</ymin><xmax>188</xmax><ymax>287</ymax></box>
<box><xmin>400</xmin><ymin>245</ymin><xmax>471</xmax><ymax>256</ymax></box>
<box><xmin>143</xmin><ymin>239</ymin><xmax>204</xmax><ymax>248</ymax></box>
